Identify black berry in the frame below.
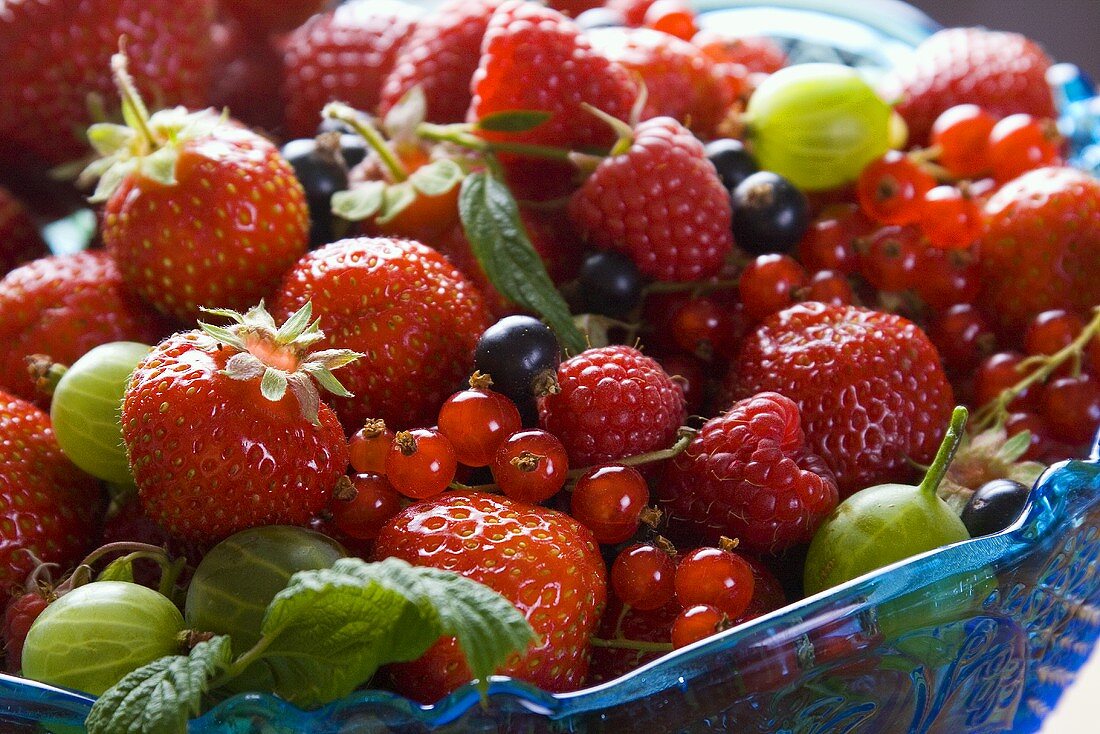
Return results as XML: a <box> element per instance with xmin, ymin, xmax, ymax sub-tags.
<box><xmin>281</xmin><ymin>135</ymin><xmax>349</xmax><ymax>248</ymax></box>
<box><xmin>474</xmin><ymin>316</ymin><xmax>562</xmax><ymax>426</ymax></box>
<box><xmin>731</xmin><ymin>171</ymin><xmax>809</xmax><ymax>255</ymax></box>
<box><xmin>705</xmin><ymin>139</ymin><xmax>758</xmax><ymax>192</ymax></box>
<box><xmin>961</xmin><ymin>479</ymin><xmax>1030</xmax><ymax>537</ymax></box>
<box><xmin>577</xmin><ymin>251</ymin><xmax>644</xmax><ymax>319</ymax></box>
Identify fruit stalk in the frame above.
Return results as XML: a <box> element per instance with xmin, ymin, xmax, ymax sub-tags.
<box><xmin>921</xmin><ymin>406</ymin><xmax>969</xmax><ymax>497</ymax></box>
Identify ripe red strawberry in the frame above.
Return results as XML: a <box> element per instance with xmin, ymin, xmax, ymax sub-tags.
<box><xmin>539</xmin><ymin>345</ymin><xmax>686</xmax><ymax>467</ymax></box>
<box><xmin>891</xmin><ymin>27</ymin><xmax>1057</xmax><ymax>146</ymax></box>
<box><xmin>569</xmin><ymin>117</ymin><xmax>734</xmax><ymax>281</ymax></box>
<box><xmin>208</xmin><ymin>20</ymin><xmax>285</xmax><ymax>133</ymax></box>
<box><xmin>727</xmin><ymin>303</ymin><xmax>955</xmax><ymax>496</ymax></box>
<box><xmin>0</xmin><ymin>0</ymin><xmax>213</xmax><ymax>169</ymax></box>
<box><xmin>588</xmin><ymin>27</ymin><xmax>728</xmax><ymax>136</ymax></box>
<box><xmin>0</xmin><ymin>252</ymin><xmax>170</xmax><ymax>406</ymax></box>
<box><xmin>978</xmin><ymin>167</ymin><xmax>1100</xmax><ymax>334</ymax></box>
<box><xmin>87</xmin><ymin>54</ymin><xmax>310</xmax><ymax>323</ymax></box>
<box><xmin>122</xmin><ymin>303</ymin><xmax>357</xmax><ymax>542</ymax></box>
<box><xmin>657</xmin><ymin>392</ymin><xmax>838</xmax><ymax>553</ymax></box>
<box><xmin>272</xmin><ymin>237</ymin><xmax>490</xmax><ymax>431</ymax></box>
<box><xmin>379</xmin><ymin>0</ymin><xmax>506</xmax><ymax>124</ymax></box>
<box><xmin>0</xmin><ymin>187</ymin><xmax>48</xmax><ymax>277</ymax></box>
<box><xmin>220</xmin><ymin>0</ymin><xmax>327</xmax><ymax>36</ymax></box>
<box><xmin>469</xmin><ymin>1</ymin><xmax>638</xmax><ymax>153</ymax></box>
<box><xmin>0</xmin><ymin>391</ymin><xmax>102</xmax><ymax>601</ymax></box>
<box><xmin>373</xmin><ymin>491</ymin><xmax>607</xmax><ymax>702</ymax></box>
<box><xmin>281</xmin><ymin>0</ymin><xmax>421</xmax><ymax>138</ymax></box>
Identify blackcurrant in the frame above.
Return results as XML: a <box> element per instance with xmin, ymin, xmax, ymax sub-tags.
<box><xmin>961</xmin><ymin>479</ymin><xmax>1031</xmax><ymax>537</ymax></box>
<box><xmin>474</xmin><ymin>316</ymin><xmax>561</xmax><ymax>426</ymax></box>
<box><xmin>731</xmin><ymin>171</ymin><xmax>809</xmax><ymax>255</ymax></box>
<box><xmin>577</xmin><ymin>251</ymin><xmax>644</xmax><ymax>319</ymax></box>
<box><xmin>704</xmin><ymin>138</ymin><xmax>758</xmax><ymax>192</ymax></box>
<box><xmin>281</xmin><ymin>136</ymin><xmax>349</xmax><ymax>248</ymax></box>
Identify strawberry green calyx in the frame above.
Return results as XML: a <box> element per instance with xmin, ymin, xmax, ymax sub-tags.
<box><xmin>79</xmin><ymin>51</ymin><xmax>223</xmax><ymax>203</ymax></box>
<box><xmin>197</xmin><ymin>302</ymin><xmax>362</xmax><ymax>425</ymax></box>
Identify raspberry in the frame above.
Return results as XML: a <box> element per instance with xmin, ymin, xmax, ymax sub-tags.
<box><xmin>657</xmin><ymin>392</ymin><xmax>838</xmax><ymax>553</ymax></box>
<box><xmin>608</xmin><ymin>0</ymin><xmax>659</xmax><ymax>26</ymax></box>
<box><xmin>281</xmin><ymin>0</ymin><xmax>421</xmax><ymax>138</ymax></box>
<box><xmin>379</xmin><ymin>0</ymin><xmax>504</xmax><ymax>124</ymax></box>
<box><xmin>727</xmin><ymin>303</ymin><xmax>955</xmax><ymax>496</ymax></box>
<box><xmin>693</xmin><ymin>31</ymin><xmax>787</xmax><ymax>75</ymax></box>
<box><xmin>539</xmin><ymin>346</ymin><xmax>686</xmax><ymax>467</ymax></box>
<box><xmin>891</xmin><ymin>27</ymin><xmax>1056</xmax><ymax>146</ymax></box>
<box><xmin>569</xmin><ymin>117</ymin><xmax>734</xmax><ymax>282</ymax></box>
<box><xmin>588</xmin><ymin>27</ymin><xmax>728</xmax><ymax>136</ymax></box>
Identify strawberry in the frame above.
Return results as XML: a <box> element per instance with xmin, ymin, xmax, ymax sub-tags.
<box><xmin>0</xmin><ymin>391</ymin><xmax>102</xmax><ymax>601</ymax></box>
<box><xmin>0</xmin><ymin>187</ymin><xmax>49</xmax><ymax>278</ymax></box>
<box><xmin>978</xmin><ymin>167</ymin><xmax>1100</xmax><ymax>334</ymax></box>
<box><xmin>0</xmin><ymin>252</ymin><xmax>170</xmax><ymax>406</ymax></box>
<box><xmin>469</xmin><ymin>1</ymin><xmax>639</xmax><ymax>154</ymax></box>
<box><xmin>727</xmin><ymin>303</ymin><xmax>955</xmax><ymax>497</ymax></box>
<box><xmin>122</xmin><ymin>303</ymin><xmax>358</xmax><ymax>542</ymax></box>
<box><xmin>208</xmin><ymin>19</ymin><xmax>285</xmax><ymax>134</ymax></box>
<box><xmin>281</xmin><ymin>0</ymin><xmax>421</xmax><ymax>139</ymax></box>
<box><xmin>588</xmin><ymin>27</ymin><xmax>729</xmax><ymax>136</ymax></box>
<box><xmin>373</xmin><ymin>491</ymin><xmax>607</xmax><ymax>702</ymax></box>
<box><xmin>0</xmin><ymin>0</ymin><xmax>214</xmax><ymax>169</ymax></box>
<box><xmin>84</xmin><ymin>53</ymin><xmax>310</xmax><ymax>323</ymax></box>
<box><xmin>569</xmin><ymin>116</ymin><xmax>734</xmax><ymax>281</ymax></box>
<box><xmin>891</xmin><ymin>27</ymin><xmax>1057</xmax><ymax>147</ymax></box>
<box><xmin>272</xmin><ymin>237</ymin><xmax>491</xmax><ymax>431</ymax></box>
<box><xmin>220</xmin><ymin>0</ymin><xmax>327</xmax><ymax>37</ymax></box>
<box><xmin>379</xmin><ymin>0</ymin><xmax>506</xmax><ymax>124</ymax></box>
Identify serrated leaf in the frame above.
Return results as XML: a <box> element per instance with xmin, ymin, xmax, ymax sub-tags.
<box><xmin>255</xmin><ymin>557</ymin><xmax>533</xmax><ymax>707</ymax></box>
<box><xmin>276</xmin><ymin>302</ymin><xmax>313</xmax><ymax>343</ymax></box>
<box><xmin>302</xmin><ymin>364</ymin><xmax>354</xmax><ymax>398</ymax></box>
<box><xmin>332</xmin><ymin>181</ymin><xmax>385</xmax><ymax>222</ymax></box>
<box><xmin>476</xmin><ymin>110</ymin><xmax>552</xmax><ymax>133</ymax></box>
<box><xmin>409</xmin><ymin>159</ymin><xmax>464</xmax><ymax>197</ymax></box>
<box><xmin>459</xmin><ymin>172</ymin><xmax>583</xmax><ymax>353</ymax></box>
<box><xmin>85</xmin><ymin>636</ymin><xmax>232</xmax><ymax>734</ymax></box>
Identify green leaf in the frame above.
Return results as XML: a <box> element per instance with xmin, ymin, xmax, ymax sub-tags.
<box><xmin>374</xmin><ymin>182</ymin><xmax>417</xmax><ymax>225</ymax></box>
<box><xmin>85</xmin><ymin>636</ymin><xmax>233</xmax><ymax>734</ymax></box>
<box><xmin>409</xmin><ymin>159</ymin><xmax>465</xmax><ymax>197</ymax></box>
<box><xmin>97</xmin><ymin>557</ymin><xmax>135</xmax><ymax>583</ymax></box>
<box><xmin>254</xmin><ymin>557</ymin><xmax>534</xmax><ymax>708</ymax></box>
<box><xmin>332</xmin><ymin>181</ymin><xmax>385</xmax><ymax>222</ymax></box>
<box><xmin>459</xmin><ymin>172</ymin><xmax>584</xmax><ymax>353</ymax></box>
<box><xmin>260</xmin><ymin>368</ymin><xmax>288</xmax><ymax>402</ymax></box>
<box><xmin>476</xmin><ymin>110</ymin><xmax>552</xmax><ymax>133</ymax></box>
<box><xmin>276</xmin><ymin>302</ymin><xmax>313</xmax><ymax>343</ymax></box>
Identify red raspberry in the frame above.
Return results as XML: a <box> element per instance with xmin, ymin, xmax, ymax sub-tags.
<box><xmin>727</xmin><ymin>303</ymin><xmax>955</xmax><ymax>496</ymax></box>
<box><xmin>281</xmin><ymin>0</ymin><xmax>421</xmax><ymax>138</ymax></box>
<box><xmin>608</xmin><ymin>0</ymin><xmax>659</xmax><ymax>26</ymax></box>
<box><xmin>657</xmin><ymin>392</ymin><xmax>838</xmax><ymax>553</ymax></box>
<box><xmin>379</xmin><ymin>0</ymin><xmax>504</xmax><ymax>124</ymax></box>
<box><xmin>692</xmin><ymin>30</ymin><xmax>787</xmax><ymax>75</ymax></box>
<box><xmin>539</xmin><ymin>346</ymin><xmax>686</xmax><ymax>467</ymax></box>
<box><xmin>469</xmin><ymin>1</ymin><xmax>638</xmax><ymax>154</ymax></box>
<box><xmin>891</xmin><ymin>28</ymin><xmax>1056</xmax><ymax>146</ymax></box>
<box><xmin>3</xmin><ymin>591</ymin><xmax>49</xmax><ymax>673</ymax></box>
<box><xmin>978</xmin><ymin>167</ymin><xmax>1100</xmax><ymax>334</ymax></box>
<box><xmin>547</xmin><ymin>1</ymin><xmax>606</xmax><ymax>17</ymax></box>
<box><xmin>569</xmin><ymin>117</ymin><xmax>734</xmax><ymax>282</ymax></box>
<box><xmin>588</xmin><ymin>27</ymin><xmax>728</xmax><ymax>136</ymax></box>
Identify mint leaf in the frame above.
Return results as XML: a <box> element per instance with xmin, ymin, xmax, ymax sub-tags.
<box><xmin>254</xmin><ymin>557</ymin><xmax>534</xmax><ymax>707</ymax></box>
<box><xmin>459</xmin><ymin>172</ymin><xmax>585</xmax><ymax>353</ymax></box>
<box><xmin>85</xmin><ymin>636</ymin><xmax>232</xmax><ymax>734</ymax></box>
<box><xmin>476</xmin><ymin>110</ymin><xmax>552</xmax><ymax>133</ymax></box>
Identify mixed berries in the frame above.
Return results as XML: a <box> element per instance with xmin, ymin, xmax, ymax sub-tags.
<box><xmin>0</xmin><ymin>0</ymin><xmax>1096</xmax><ymax>725</ymax></box>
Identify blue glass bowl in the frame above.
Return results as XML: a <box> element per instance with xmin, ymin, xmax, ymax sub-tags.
<box><xmin>6</xmin><ymin>2</ymin><xmax>1100</xmax><ymax>731</ymax></box>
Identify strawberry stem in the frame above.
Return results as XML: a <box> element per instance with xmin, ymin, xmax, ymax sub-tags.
<box><xmin>110</xmin><ymin>50</ymin><xmax>156</xmax><ymax>150</ymax></box>
<box><xmin>973</xmin><ymin>307</ymin><xmax>1100</xmax><ymax>431</ymax></box>
<box><xmin>323</xmin><ymin>102</ymin><xmax>409</xmax><ymax>182</ymax></box>
<box><xmin>919</xmin><ymin>406</ymin><xmax>968</xmax><ymax>498</ymax></box>
<box><xmin>417</xmin><ymin>123</ymin><xmax>576</xmax><ymax>163</ymax></box>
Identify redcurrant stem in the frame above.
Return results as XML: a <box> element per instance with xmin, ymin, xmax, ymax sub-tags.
<box><xmin>447</xmin><ymin>480</ymin><xmax>502</xmax><ymax>494</ymax></box>
<box><xmin>323</xmin><ymin>102</ymin><xmax>408</xmax><ymax>182</ymax></box>
<box><xmin>641</xmin><ymin>278</ymin><xmax>740</xmax><ymax>299</ymax></box>
<box><xmin>973</xmin><ymin>307</ymin><xmax>1100</xmax><ymax>431</ymax></box>
<box><xmin>566</xmin><ymin>428</ymin><xmax>697</xmax><ymax>478</ymax></box>
<box><xmin>919</xmin><ymin>406</ymin><xmax>968</xmax><ymax>497</ymax></box>
<box><xmin>613</xmin><ymin>603</ymin><xmax>631</xmax><ymax>640</ymax></box>
<box><xmin>589</xmin><ymin>637</ymin><xmax>673</xmax><ymax>653</ymax></box>
<box><xmin>417</xmin><ymin>123</ymin><xmax>576</xmax><ymax>163</ymax></box>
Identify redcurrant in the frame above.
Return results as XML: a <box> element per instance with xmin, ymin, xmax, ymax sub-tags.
<box><xmin>919</xmin><ymin>185</ymin><xmax>982</xmax><ymax>250</ymax></box>
<box><xmin>674</xmin><ymin>546</ymin><xmax>755</xmax><ymax>618</ymax></box>
<box><xmin>570</xmin><ymin>465</ymin><xmax>650</xmax><ymax>544</ymax></box>
<box><xmin>491</xmin><ymin>429</ymin><xmax>569</xmax><ymax>503</ymax></box>
<box><xmin>437</xmin><ymin>376</ymin><xmax>523</xmax><ymax>467</ymax></box>
<box><xmin>330</xmin><ymin>474</ymin><xmax>404</xmax><ymax>541</ymax></box>
<box><xmin>975</xmin><ymin>352</ymin><xmax>1040</xmax><ymax>412</ymax></box>
<box><xmin>856</xmin><ymin>150</ymin><xmax>935</xmax><ymax>225</ymax></box>
<box><xmin>385</xmin><ymin>429</ymin><xmax>458</xmax><ymax>499</ymax></box>
<box><xmin>1024</xmin><ymin>310</ymin><xmax>1085</xmax><ymax>358</ymax></box>
<box><xmin>930</xmin><ymin>104</ymin><xmax>997</xmax><ymax>178</ymax></box>
<box><xmin>739</xmin><ymin>254</ymin><xmax>807</xmax><ymax>322</ymax></box>
<box><xmin>802</xmin><ymin>270</ymin><xmax>854</xmax><ymax>307</ymax></box>
<box><xmin>796</xmin><ymin>204</ymin><xmax>869</xmax><ymax>275</ymax></box>
<box><xmin>858</xmin><ymin>224</ymin><xmax>922</xmax><ymax>292</ymax></box>
<box><xmin>643</xmin><ymin>0</ymin><xmax>697</xmax><ymax>40</ymax></box>
<box><xmin>988</xmin><ymin>114</ymin><xmax>1062</xmax><ymax>183</ymax></box>
<box><xmin>1041</xmin><ymin>374</ymin><xmax>1100</xmax><ymax>445</ymax></box>
<box><xmin>348</xmin><ymin>419</ymin><xmax>393</xmax><ymax>474</ymax></box>
<box><xmin>1005</xmin><ymin>411</ymin><xmax>1055</xmax><ymax>462</ymax></box>
<box><xmin>914</xmin><ymin>247</ymin><xmax>980</xmax><ymax>310</ymax></box>
<box><xmin>670</xmin><ymin>298</ymin><xmax>733</xmax><ymax>361</ymax></box>
<box><xmin>930</xmin><ymin>304</ymin><xmax>995</xmax><ymax>373</ymax></box>
<box><xmin>611</xmin><ymin>543</ymin><xmax>677</xmax><ymax>611</ymax></box>
<box><xmin>671</xmin><ymin>604</ymin><xmax>728</xmax><ymax>649</ymax></box>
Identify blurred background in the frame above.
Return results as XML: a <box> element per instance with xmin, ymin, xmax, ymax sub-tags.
<box><xmin>909</xmin><ymin>0</ymin><xmax>1099</xmax><ymax>78</ymax></box>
